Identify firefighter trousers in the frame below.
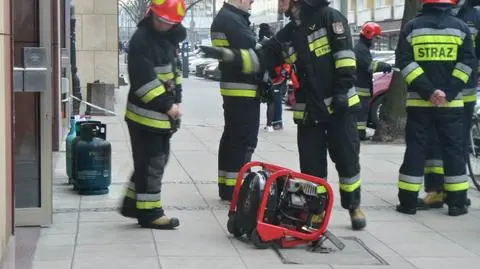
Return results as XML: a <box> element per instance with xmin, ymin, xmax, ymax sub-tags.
<box><xmin>356</xmin><ymin>94</ymin><xmax>370</xmax><ymax>133</ymax></box>
<box><xmin>297</xmin><ymin>111</ymin><xmax>362</xmax><ymax>210</ymax></box>
<box><xmin>424</xmin><ymin>102</ymin><xmax>475</xmax><ymax>193</ymax></box>
<box><xmin>122</xmin><ymin>123</ymin><xmax>170</xmax><ymax>222</ymax></box>
<box><xmin>399</xmin><ymin>108</ymin><xmax>469</xmax><ymax>209</ymax></box>
<box><xmin>218</xmin><ymin>97</ymin><xmax>260</xmax><ymax>201</ymax></box>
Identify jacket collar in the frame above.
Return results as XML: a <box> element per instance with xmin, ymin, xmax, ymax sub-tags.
<box><xmin>224</xmin><ymin>2</ymin><xmax>251</xmax><ymax>19</ymax></box>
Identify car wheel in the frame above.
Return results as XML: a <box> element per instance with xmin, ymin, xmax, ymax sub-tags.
<box><xmin>368</xmin><ymin>95</ymin><xmax>384</xmax><ymax>129</ymax></box>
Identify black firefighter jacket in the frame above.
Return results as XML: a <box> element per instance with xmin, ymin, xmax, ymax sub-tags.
<box><xmin>125</xmin><ymin>16</ymin><xmax>186</xmax><ymax>134</ymax></box>
<box><xmin>210</xmin><ymin>3</ymin><xmax>258</xmax><ymax>99</ymax></box>
<box><xmin>396</xmin><ymin>4</ymin><xmax>477</xmax><ymax>108</ymax></box>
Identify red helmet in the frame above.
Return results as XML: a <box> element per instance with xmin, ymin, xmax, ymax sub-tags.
<box><xmin>360</xmin><ymin>22</ymin><xmax>382</xmax><ymax>40</ymax></box>
<box><xmin>422</xmin><ymin>0</ymin><xmax>457</xmax><ymax>4</ymax></box>
<box><xmin>147</xmin><ymin>0</ymin><xmax>186</xmax><ymax>24</ymax></box>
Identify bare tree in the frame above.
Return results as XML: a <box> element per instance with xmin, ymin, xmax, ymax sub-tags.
<box><xmin>373</xmin><ymin>0</ymin><xmax>422</xmax><ymax>142</ymax></box>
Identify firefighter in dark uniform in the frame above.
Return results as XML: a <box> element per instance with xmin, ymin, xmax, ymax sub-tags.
<box><xmin>419</xmin><ymin>0</ymin><xmax>480</xmax><ymax>209</ymax></box>
<box><xmin>210</xmin><ymin>0</ymin><xmax>260</xmax><ymax>201</ymax></box>
<box><xmin>201</xmin><ymin>0</ymin><xmax>367</xmax><ymax>230</ymax></box>
<box><xmin>119</xmin><ymin>0</ymin><xmax>186</xmax><ymax>229</ymax></box>
<box><xmin>354</xmin><ymin>22</ymin><xmax>393</xmax><ymax>140</ymax></box>
<box><xmin>396</xmin><ymin>0</ymin><xmax>477</xmax><ymax>216</ymax></box>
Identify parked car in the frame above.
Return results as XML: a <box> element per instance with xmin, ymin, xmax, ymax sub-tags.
<box><xmin>203</xmin><ymin>62</ymin><xmax>221</xmax><ymax>80</ymax></box>
<box><xmin>189</xmin><ymin>58</ymin><xmax>217</xmax><ymax>75</ymax></box>
<box><xmin>368</xmin><ymin>55</ymin><xmax>396</xmax><ymax>128</ymax></box>
<box><xmin>195</xmin><ymin>59</ymin><xmax>217</xmax><ymax>77</ymax></box>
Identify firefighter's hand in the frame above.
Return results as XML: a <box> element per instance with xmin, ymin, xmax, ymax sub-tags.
<box><xmin>332</xmin><ymin>94</ymin><xmax>349</xmax><ymax>115</ymax></box>
<box><xmin>167</xmin><ymin>104</ymin><xmax>183</xmax><ymax>119</ymax></box>
<box><xmin>430</xmin><ymin>90</ymin><xmax>447</xmax><ymax>106</ymax></box>
<box><xmin>381</xmin><ymin>63</ymin><xmax>393</xmax><ymax>73</ymax></box>
<box><xmin>199</xmin><ymin>46</ymin><xmax>234</xmax><ymax>62</ymax></box>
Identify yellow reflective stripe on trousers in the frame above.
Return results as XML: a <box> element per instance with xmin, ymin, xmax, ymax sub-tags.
<box><xmin>125</xmin><ymin>182</ymin><xmax>136</xmax><ymax>199</ymax></box>
<box><xmin>452</xmin><ymin>62</ymin><xmax>472</xmax><ymax>84</ymax></box>
<box><xmin>135</xmin><ymin>79</ymin><xmax>166</xmax><ymax>103</ymax></box>
<box><xmin>401</xmin><ymin>62</ymin><xmax>424</xmax><ymax>85</ymax></box>
<box><xmin>339</xmin><ymin>173</ymin><xmax>361</xmax><ymax>192</ymax></box>
<box><xmin>218</xmin><ymin>171</ymin><xmax>238</xmax><ymax>187</ymax></box>
<box><xmin>136</xmin><ymin>193</ymin><xmax>162</xmax><ymax>210</ymax></box>
<box><xmin>125</xmin><ymin>102</ymin><xmax>171</xmax><ymax>129</ymax></box>
<box><xmin>220</xmin><ymin>82</ymin><xmax>257</xmax><ymax>97</ymax></box>
<box><xmin>292</xmin><ymin>103</ymin><xmax>305</xmax><ymax>120</ymax></box>
<box><xmin>424</xmin><ymin>159</ymin><xmax>444</xmax><ymax>175</ymax></box>
<box><xmin>211</xmin><ymin>32</ymin><xmax>230</xmax><ymax>47</ymax></box>
<box><xmin>357</xmin><ymin>122</ymin><xmax>367</xmax><ymax>130</ymax></box>
<box><xmin>406</xmin><ymin>92</ymin><xmax>464</xmax><ymax>108</ymax></box>
<box><xmin>324</xmin><ymin>87</ymin><xmax>360</xmax><ymax>114</ymax></box>
<box><xmin>462</xmin><ymin>88</ymin><xmax>477</xmax><ymax>102</ymax></box>
<box><xmin>356</xmin><ymin>87</ymin><xmax>371</xmax><ymax>97</ymax></box>
<box><xmin>444</xmin><ymin>175</ymin><xmax>469</xmax><ymax>191</ymax></box>
<box><xmin>334</xmin><ymin>50</ymin><xmax>356</xmax><ymax>69</ymax></box>
<box><xmin>398</xmin><ymin>173</ymin><xmax>423</xmax><ymax>192</ymax></box>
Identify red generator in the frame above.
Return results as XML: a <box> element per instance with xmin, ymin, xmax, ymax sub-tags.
<box><xmin>227</xmin><ymin>162</ymin><xmax>336</xmax><ymax>249</ymax></box>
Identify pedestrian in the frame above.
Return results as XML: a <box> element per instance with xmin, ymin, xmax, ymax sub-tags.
<box><xmin>353</xmin><ymin>22</ymin><xmax>392</xmax><ymax>140</ymax></box>
<box><xmin>419</xmin><ymin>0</ymin><xmax>480</xmax><ymax>210</ymax></box>
<box><xmin>201</xmin><ymin>0</ymin><xmax>367</xmax><ymax>230</ymax></box>
<box><xmin>258</xmin><ymin>23</ymin><xmax>277</xmax><ymax>132</ymax></box>
<box><xmin>395</xmin><ymin>0</ymin><xmax>477</xmax><ymax>216</ymax></box>
<box><xmin>210</xmin><ymin>0</ymin><xmax>259</xmax><ymax>201</ymax></box>
<box><xmin>119</xmin><ymin>0</ymin><xmax>187</xmax><ymax>229</ymax></box>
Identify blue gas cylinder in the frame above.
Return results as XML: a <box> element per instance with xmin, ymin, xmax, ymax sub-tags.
<box><xmin>66</xmin><ymin>116</ymin><xmax>77</xmax><ymax>183</ymax></box>
<box><xmin>74</xmin><ymin>123</ymin><xmax>111</xmax><ymax>195</ymax></box>
<box><xmin>70</xmin><ymin>119</ymin><xmax>102</xmax><ymax>189</ymax></box>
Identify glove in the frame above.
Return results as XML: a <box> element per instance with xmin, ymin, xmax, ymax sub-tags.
<box><xmin>379</xmin><ymin>62</ymin><xmax>393</xmax><ymax>73</ymax></box>
<box><xmin>332</xmin><ymin>94</ymin><xmax>349</xmax><ymax>115</ymax></box>
<box><xmin>199</xmin><ymin>46</ymin><xmax>234</xmax><ymax>62</ymax></box>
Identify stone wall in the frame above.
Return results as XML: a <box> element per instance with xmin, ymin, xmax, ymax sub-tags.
<box><xmin>74</xmin><ymin>0</ymin><xmax>118</xmax><ymax>101</ymax></box>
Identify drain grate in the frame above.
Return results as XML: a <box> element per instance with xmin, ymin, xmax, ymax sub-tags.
<box><xmin>273</xmin><ymin>236</ymin><xmax>388</xmax><ymax>266</ymax></box>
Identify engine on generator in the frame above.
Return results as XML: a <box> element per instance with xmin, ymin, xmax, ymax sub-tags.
<box><xmin>274</xmin><ymin>178</ymin><xmax>328</xmax><ymax>230</ymax></box>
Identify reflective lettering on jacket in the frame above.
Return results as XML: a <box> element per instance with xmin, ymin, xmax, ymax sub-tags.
<box><xmin>125</xmin><ymin>102</ymin><xmax>171</xmax><ymax>129</ymax></box>
<box><xmin>323</xmin><ymin>87</ymin><xmax>360</xmax><ymax>114</ymax></box>
<box><xmin>211</xmin><ymin>32</ymin><xmax>230</xmax><ymax>47</ymax></box>
<box><xmin>405</xmin><ymin>92</ymin><xmax>464</xmax><ymax>108</ymax></box>
<box><xmin>407</xmin><ymin>28</ymin><xmax>465</xmax><ymax>61</ymax></box>
<box><xmin>307</xmin><ymin>28</ymin><xmax>331</xmax><ymax>57</ymax></box>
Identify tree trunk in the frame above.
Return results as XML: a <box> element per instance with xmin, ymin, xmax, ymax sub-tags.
<box><xmin>372</xmin><ymin>0</ymin><xmax>422</xmax><ymax>142</ymax></box>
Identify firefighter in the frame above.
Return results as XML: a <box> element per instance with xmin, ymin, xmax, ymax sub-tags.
<box><xmin>210</xmin><ymin>0</ymin><xmax>260</xmax><ymax>201</ymax></box>
<box><xmin>119</xmin><ymin>0</ymin><xmax>186</xmax><ymax>229</ymax></box>
<box><xmin>419</xmin><ymin>0</ymin><xmax>480</xmax><ymax>209</ymax></box>
<box><xmin>396</xmin><ymin>0</ymin><xmax>477</xmax><ymax>216</ymax></box>
<box><xmin>200</xmin><ymin>0</ymin><xmax>367</xmax><ymax>230</ymax></box>
<box><xmin>354</xmin><ymin>22</ymin><xmax>393</xmax><ymax>140</ymax></box>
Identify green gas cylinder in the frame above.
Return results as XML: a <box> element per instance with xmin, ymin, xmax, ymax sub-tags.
<box><xmin>74</xmin><ymin>123</ymin><xmax>111</xmax><ymax>195</ymax></box>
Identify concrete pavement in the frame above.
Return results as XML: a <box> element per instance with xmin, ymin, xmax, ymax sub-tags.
<box><xmin>27</xmin><ymin>75</ymin><xmax>480</xmax><ymax>269</ymax></box>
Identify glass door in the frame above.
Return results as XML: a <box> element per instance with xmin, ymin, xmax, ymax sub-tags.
<box><xmin>14</xmin><ymin>0</ymin><xmax>53</xmax><ymax>227</ymax></box>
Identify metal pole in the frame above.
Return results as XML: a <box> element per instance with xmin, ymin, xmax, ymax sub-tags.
<box><xmin>213</xmin><ymin>0</ymin><xmax>216</xmax><ymax>17</ymax></box>
<box><xmin>340</xmin><ymin>0</ymin><xmax>348</xmax><ymax>17</ymax></box>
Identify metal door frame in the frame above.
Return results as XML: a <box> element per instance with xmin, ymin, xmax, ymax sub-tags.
<box><xmin>15</xmin><ymin>0</ymin><xmax>53</xmax><ymax>227</ymax></box>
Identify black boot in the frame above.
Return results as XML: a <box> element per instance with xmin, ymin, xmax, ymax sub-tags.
<box><xmin>139</xmin><ymin>215</ymin><xmax>180</xmax><ymax>229</ymax></box>
<box><xmin>397</xmin><ymin>190</ymin><xmax>418</xmax><ymax>215</ymax></box>
<box><xmin>445</xmin><ymin>190</ymin><xmax>469</xmax><ymax>217</ymax></box>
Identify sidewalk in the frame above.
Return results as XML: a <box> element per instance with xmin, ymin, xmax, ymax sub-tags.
<box><xmin>31</xmin><ymin>77</ymin><xmax>480</xmax><ymax>269</ymax></box>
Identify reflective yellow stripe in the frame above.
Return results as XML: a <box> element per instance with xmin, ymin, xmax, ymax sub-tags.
<box><xmin>406</xmin><ymin>99</ymin><xmax>463</xmax><ymax>108</ymax></box>
<box><xmin>405</xmin><ymin>67</ymin><xmax>424</xmax><ymax>85</ymax></box>
<box><xmin>240</xmin><ymin>49</ymin><xmax>253</xmax><ymax>74</ymax></box>
<box><xmin>444</xmin><ymin>181</ymin><xmax>469</xmax><ymax>192</ymax></box>
<box><xmin>158</xmin><ymin>73</ymin><xmax>175</xmax><ymax>81</ymax></box>
<box><xmin>284</xmin><ymin>53</ymin><xmax>297</xmax><ymax>63</ymax></box>
<box><xmin>410</xmin><ymin>35</ymin><xmax>463</xmax><ymax>45</ymax></box>
<box><xmin>125</xmin><ymin>103</ymin><xmax>171</xmax><ymax>129</ymax></box>
<box><xmin>357</xmin><ymin>122</ymin><xmax>367</xmax><ymax>130</ymax></box>
<box><xmin>463</xmin><ymin>94</ymin><xmax>477</xmax><ymax>103</ymax></box>
<box><xmin>335</xmin><ymin>58</ymin><xmax>356</xmax><ymax>69</ymax></box>
<box><xmin>126</xmin><ymin>188</ymin><xmax>136</xmax><ymax>199</ymax></box>
<box><xmin>424</xmin><ymin>167</ymin><xmax>444</xmax><ymax>175</ymax></box>
<box><xmin>339</xmin><ymin>180</ymin><xmax>361</xmax><ymax>192</ymax></box>
<box><xmin>356</xmin><ymin>87</ymin><xmax>371</xmax><ymax>97</ymax></box>
<box><xmin>136</xmin><ymin>201</ymin><xmax>161</xmax><ymax>210</ymax></box>
<box><xmin>175</xmin><ymin>76</ymin><xmax>182</xmax><ymax>85</ymax></box>
<box><xmin>293</xmin><ymin>111</ymin><xmax>304</xmax><ymax>120</ymax></box>
<box><xmin>309</xmin><ymin>36</ymin><xmax>329</xmax><ymax>51</ymax></box>
<box><xmin>398</xmin><ymin>181</ymin><xmax>422</xmax><ymax>192</ymax></box>
<box><xmin>212</xmin><ymin>39</ymin><xmax>230</xmax><ymax>47</ymax></box>
<box><xmin>452</xmin><ymin>69</ymin><xmax>469</xmax><ymax>84</ymax></box>
<box><xmin>140</xmin><ymin>85</ymin><xmax>166</xmax><ymax>103</ymax></box>
<box><xmin>220</xmin><ymin>89</ymin><xmax>256</xmax><ymax>97</ymax></box>
<box><xmin>218</xmin><ymin>176</ymin><xmax>239</xmax><ymax>186</ymax></box>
